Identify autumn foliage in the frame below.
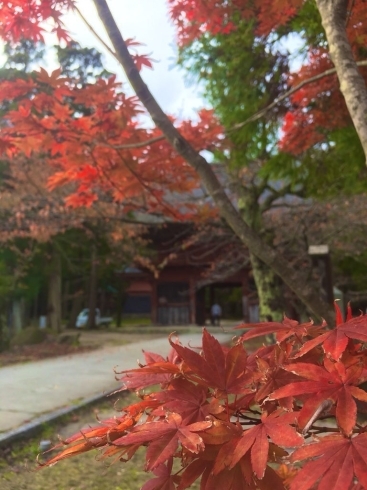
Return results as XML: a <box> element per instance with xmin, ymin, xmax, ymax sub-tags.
<box><xmin>40</xmin><ymin>304</ymin><xmax>367</xmax><ymax>489</ymax></box>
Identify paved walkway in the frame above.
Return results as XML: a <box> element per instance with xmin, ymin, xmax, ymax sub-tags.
<box><xmin>0</xmin><ymin>332</ymin><xmax>231</xmax><ymax>435</ymax></box>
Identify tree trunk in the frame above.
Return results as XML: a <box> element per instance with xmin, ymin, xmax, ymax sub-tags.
<box><xmin>316</xmin><ymin>0</ymin><xmax>367</xmax><ymax>164</ymax></box>
<box><xmin>47</xmin><ymin>249</ymin><xmax>62</xmax><ymax>333</ymax></box>
<box><xmin>240</xmin><ymin>188</ymin><xmax>285</xmax><ymax>322</ymax></box>
<box><xmin>12</xmin><ymin>298</ymin><xmax>23</xmax><ymax>334</ymax></box>
<box><xmin>0</xmin><ymin>311</ymin><xmax>4</xmax><ymax>352</ymax></box>
<box><xmin>62</xmin><ymin>280</ymin><xmax>69</xmax><ymax>320</ymax></box>
<box><xmin>93</xmin><ymin>0</ymin><xmax>335</xmax><ymax>325</ymax></box>
<box><xmin>0</xmin><ymin>302</ymin><xmax>9</xmax><ymax>351</ymax></box>
<box><xmin>249</xmin><ymin>253</ymin><xmax>283</xmax><ymax>322</ymax></box>
<box><xmin>86</xmin><ymin>244</ymin><xmax>98</xmax><ymax>329</ymax></box>
<box><xmin>68</xmin><ymin>289</ymin><xmax>84</xmax><ymax>329</ymax></box>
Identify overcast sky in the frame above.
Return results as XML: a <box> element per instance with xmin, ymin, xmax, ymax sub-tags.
<box><xmin>61</xmin><ymin>0</ymin><xmax>205</xmax><ymax>119</ymax></box>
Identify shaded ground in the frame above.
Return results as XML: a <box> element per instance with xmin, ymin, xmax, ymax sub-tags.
<box><xmin>0</xmin><ymin>329</ymin><xmax>172</xmax><ymax>367</ymax></box>
<box><xmin>0</xmin><ymin>393</ymin><xmax>200</xmax><ymax>490</ymax></box>
<box><xmin>0</xmin><ymin>342</ymin><xmax>95</xmax><ymax>367</ymax></box>
<box><xmin>0</xmin><ymin>325</ymin><xmax>262</xmax><ymax>367</ymax></box>
<box><xmin>0</xmin><ymin>323</ymin><xmax>245</xmax><ymax>367</ymax></box>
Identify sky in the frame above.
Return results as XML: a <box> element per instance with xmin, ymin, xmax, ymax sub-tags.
<box><xmin>60</xmin><ymin>0</ymin><xmax>205</xmax><ymax>119</ymax></box>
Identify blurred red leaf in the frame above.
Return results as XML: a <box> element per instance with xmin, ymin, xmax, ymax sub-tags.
<box><xmin>290</xmin><ymin>433</ymin><xmax>367</xmax><ymax>490</ymax></box>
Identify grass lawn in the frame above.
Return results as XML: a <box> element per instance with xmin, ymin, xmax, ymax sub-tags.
<box><xmin>0</xmin><ymin>392</ymin><xmax>200</xmax><ymax>490</ymax></box>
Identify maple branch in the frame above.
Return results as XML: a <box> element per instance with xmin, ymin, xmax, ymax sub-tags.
<box><xmin>231</xmin><ymin>60</ymin><xmax>367</xmax><ymax>132</ymax></box>
<box><xmin>306</xmin><ymin>426</ymin><xmax>344</xmax><ymax>436</ymax></box>
<box><xmin>74</xmin><ymin>4</ymin><xmax>117</xmax><ymax>61</ymax></box>
<box><xmin>100</xmin><ymin>135</ymin><xmax>165</xmax><ymax>150</ymax></box>
<box><xmin>91</xmin><ymin>0</ymin><xmax>335</xmax><ymax>325</ymax></box>
<box><xmin>104</xmin><ymin>146</ymin><xmax>179</xmax><ymax>219</ymax></box>
<box><xmin>260</xmin><ymin>183</ymin><xmax>294</xmax><ymax>214</ymax></box>
<box><xmin>302</xmin><ymin>399</ymin><xmax>333</xmax><ymax>434</ymax></box>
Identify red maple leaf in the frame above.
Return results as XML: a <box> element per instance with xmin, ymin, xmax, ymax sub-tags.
<box><xmin>251</xmin><ymin>346</ymin><xmax>301</xmax><ymax>409</ymax></box>
<box><xmin>112</xmin><ymin>412</ymin><xmax>212</xmax><ymax>470</ymax></box>
<box><xmin>289</xmin><ymin>433</ymin><xmax>367</xmax><ymax>490</ymax></box>
<box><xmin>269</xmin><ymin>359</ymin><xmax>367</xmax><ymax>435</ymax></box>
<box><xmin>204</xmin><ymin>455</ymin><xmax>286</xmax><ymax>490</ymax></box>
<box><xmin>153</xmin><ymin>378</ymin><xmax>224</xmax><ymax>424</ymax></box>
<box><xmin>170</xmin><ymin>329</ymin><xmax>252</xmax><ymax>394</ymax></box>
<box><xmin>141</xmin><ymin>459</ymin><xmax>179</xmax><ymax>490</ymax></box>
<box><xmin>118</xmin><ymin>348</ymin><xmax>181</xmax><ymax>391</ymax></box>
<box><xmin>235</xmin><ymin>316</ymin><xmax>320</xmax><ymax>344</ymax></box>
<box><xmin>213</xmin><ymin>410</ymin><xmax>303</xmax><ymax>479</ymax></box>
<box><xmin>132</xmin><ymin>53</ymin><xmax>155</xmax><ymax>71</ymax></box>
<box><xmin>295</xmin><ymin>303</ymin><xmax>367</xmax><ymax>361</ymax></box>
<box><xmin>40</xmin><ymin>412</ymin><xmax>137</xmax><ymax>467</ymax></box>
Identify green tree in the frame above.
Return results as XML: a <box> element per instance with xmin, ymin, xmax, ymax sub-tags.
<box><xmin>179</xmin><ymin>20</ymin><xmax>301</xmax><ymax>320</ymax></box>
<box><xmin>178</xmin><ymin>6</ymin><xmax>367</xmax><ymax>320</ymax></box>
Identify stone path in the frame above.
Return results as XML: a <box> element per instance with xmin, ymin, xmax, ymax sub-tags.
<box><xmin>0</xmin><ymin>331</ymin><xmax>231</xmax><ymax>434</ymax></box>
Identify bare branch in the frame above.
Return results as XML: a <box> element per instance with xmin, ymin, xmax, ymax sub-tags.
<box><xmin>100</xmin><ymin>135</ymin><xmax>165</xmax><ymax>150</ymax></box>
<box><xmin>231</xmin><ymin>60</ymin><xmax>367</xmax><ymax>132</ymax></box>
<box><xmin>74</xmin><ymin>4</ymin><xmax>117</xmax><ymax>61</ymax></box>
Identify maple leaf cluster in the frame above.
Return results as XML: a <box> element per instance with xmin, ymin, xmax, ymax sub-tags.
<box><xmin>278</xmin><ymin>48</ymin><xmax>353</xmax><ymax>155</ymax></box>
<box><xmin>278</xmin><ymin>1</ymin><xmax>367</xmax><ymax>156</ymax></box>
<box><xmin>168</xmin><ymin>0</ymin><xmax>367</xmax><ymax>167</ymax></box>
<box><xmin>40</xmin><ymin>304</ymin><xmax>367</xmax><ymax>489</ymax></box>
<box><xmin>0</xmin><ymin>0</ymin><xmax>74</xmax><ymax>44</ymax></box>
<box><xmin>168</xmin><ymin>0</ymin><xmax>303</xmax><ymax>46</ymax></box>
<box><xmin>0</xmin><ymin>67</ymin><xmax>224</xmax><ymax>217</ymax></box>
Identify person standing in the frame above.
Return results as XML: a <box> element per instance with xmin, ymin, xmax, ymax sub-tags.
<box><xmin>211</xmin><ymin>303</ymin><xmax>222</xmax><ymax>326</ymax></box>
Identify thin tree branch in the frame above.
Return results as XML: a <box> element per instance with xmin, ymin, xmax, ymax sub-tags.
<box><xmin>74</xmin><ymin>4</ymin><xmax>118</xmax><ymax>61</ymax></box>
<box><xmin>100</xmin><ymin>135</ymin><xmax>165</xmax><ymax>150</ymax></box>
<box><xmin>231</xmin><ymin>60</ymin><xmax>367</xmax><ymax>132</ymax></box>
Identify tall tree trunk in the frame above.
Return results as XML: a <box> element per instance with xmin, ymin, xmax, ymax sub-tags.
<box><xmin>240</xmin><ymin>190</ymin><xmax>284</xmax><ymax>322</ymax></box>
<box><xmin>47</xmin><ymin>248</ymin><xmax>62</xmax><ymax>333</ymax></box>
<box><xmin>86</xmin><ymin>244</ymin><xmax>98</xmax><ymax>329</ymax></box>
<box><xmin>62</xmin><ymin>280</ymin><xmax>69</xmax><ymax>320</ymax></box>
<box><xmin>93</xmin><ymin>0</ymin><xmax>335</xmax><ymax>325</ymax></box>
<box><xmin>68</xmin><ymin>288</ymin><xmax>84</xmax><ymax>329</ymax></box>
<box><xmin>249</xmin><ymin>253</ymin><xmax>283</xmax><ymax>322</ymax></box>
<box><xmin>0</xmin><ymin>308</ymin><xmax>4</xmax><ymax>352</ymax></box>
<box><xmin>0</xmin><ymin>302</ymin><xmax>9</xmax><ymax>351</ymax></box>
<box><xmin>12</xmin><ymin>298</ymin><xmax>23</xmax><ymax>334</ymax></box>
<box><xmin>316</xmin><ymin>0</ymin><xmax>367</xmax><ymax>164</ymax></box>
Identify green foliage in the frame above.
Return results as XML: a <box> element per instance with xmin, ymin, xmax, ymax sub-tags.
<box><xmin>336</xmin><ymin>254</ymin><xmax>367</xmax><ymax>292</ymax></box>
<box><xmin>180</xmin><ymin>21</ymin><xmax>288</xmax><ymax>167</ymax></box>
<box><xmin>288</xmin><ymin>0</ymin><xmax>326</xmax><ymax>47</ymax></box>
<box><xmin>0</xmin><ymin>259</ymin><xmax>15</xmax><ymax>298</ymax></box>
<box><xmin>264</xmin><ymin>126</ymin><xmax>367</xmax><ymax>197</ymax></box>
<box><xmin>180</xmin><ymin>5</ymin><xmax>367</xmax><ymax>199</ymax></box>
<box><xmin>56</xmin><ymin>41</ymin><xmax>112</xmax><ymax>84</ymax></box>
<box><xmin>0</xmin><ymin>38</ymin><xmax>45</xmax><ymax>74</ymax></box>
